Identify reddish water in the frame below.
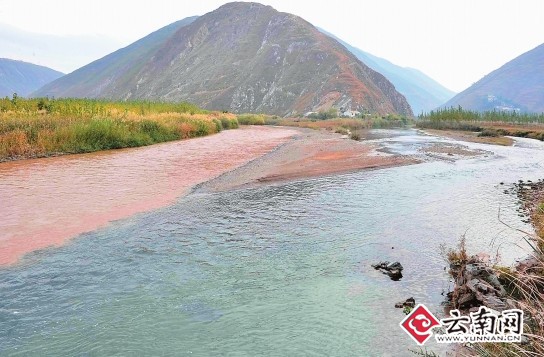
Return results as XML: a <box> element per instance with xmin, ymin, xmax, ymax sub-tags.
<box><xmin>0</xmin><ymin>126</ymin><xmax>296</xmax><ymax>265</ymax></box>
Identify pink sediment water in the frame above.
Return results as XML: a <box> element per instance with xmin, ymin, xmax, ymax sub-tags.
<box><xmin>0</xmin><ymin>126</ymin><xmax>296</xmax><ymax>266</ymax></box>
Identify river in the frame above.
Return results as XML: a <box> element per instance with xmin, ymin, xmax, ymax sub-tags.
<box><xmin>1</xmin><ymin>129</ymin><xmax>542</xmax><ymax>356</ymax></box>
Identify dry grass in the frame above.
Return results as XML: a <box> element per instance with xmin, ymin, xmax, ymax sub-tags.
<box><xmin>423</xmin><ymin>129</ymin><xmax>514</xmax><ymax>146</ymax></box>
<box><xmin>417</xmin><ymin>119</ymin><xmax>544</xmax><ymax>143</ymax></box>
<box><xmin>0</xmin><ymin>98</ymin><xmax>239</xmax><ymax>161</ymax></box>
<box><xmin>441</xmin><ymin>190</ymin><xmax>544</xmax><ymax>356</ymax></box>
<box><xmin>273</xmin><ymin>116</ymin><xmax>409</xmax><ymax>131</ymax></box>
<box><xmin>477</xmin><ymin>192</ymin><xmax>544</xmax><ymax>356</ymax></box>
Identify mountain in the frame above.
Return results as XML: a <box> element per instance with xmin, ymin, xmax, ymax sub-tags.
<box><xmin>34</xmin><ymin>2</ymin><xmax>412</xmax><ymax>116</ymax></box>
<box><xmin>32</xmin><ymin>16</ymin><xmax>198</xmax><ymax>99</ymax></box>
<box><xmin>0</xmin><ymin>58</ymin><xmax>64</xmax><ymax>97</ymax></box>
<box><xmin>319</xmin><ymin>29</ymin><xmax>455</xmax><ymax>114</ymax></box>
<box><xmin>0</xmin><ymin>23</ymin><xmax>122</xmax><ymax>75</ymax></box>
<box><xmin>443</xmin><ymin>43</ymin><xmax>544</xmax><ymax>113</ymax></box>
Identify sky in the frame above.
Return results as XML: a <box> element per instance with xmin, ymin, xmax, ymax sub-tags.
<box><xmin>0</xmin><ymin>0</ymin><xmax>543</xmax><ymax>92</ymax></box>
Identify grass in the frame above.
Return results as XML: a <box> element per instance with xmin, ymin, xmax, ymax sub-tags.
<box><xmin>237</xmin><ymin>114</ymin><xmax>267</xmax><ymax>125</ymax></box>
<box><xmin>417</xmin><ymin>107</ymin><xmax>544</xmax><ymax>142</ymax></box>
<box><xmin>269</xmin><ymin>116</ymin><xmax>411</xmax><ymax>131</ymax></box>
<box><xmin>443</xmin><ymin>186</ymin><xmax>544</xmax><ymax>356</ymax></box>
<box><xmin>419</xmin><ymin>107</ymin><xmax>544</xmax><ymax>125</ymax></box>
<box><xmin>0</xmin><ymin>97</ymin><xmax>239</xmax><ymax>161</ymax></box>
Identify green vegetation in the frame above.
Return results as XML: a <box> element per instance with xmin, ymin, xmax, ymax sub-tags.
<box><xmin>0</xmin><ymin>97</ymin><xmax>239</xmax><ymax>161</ymax></box>
<box><xmin>349</xmin><ymin>132</ymin><xmax>361</xmax><ymax>141</ymax></box>
<box><xmin>417</xmin><ymin>107</ymin><xmax>544</xmax><ymax>141</ymax></box>
<box><xmin>236</xmin><ymin>114</ymin><xmax>266</xmax><ymax>125</ymax></box>
<box><xmin>419</xmin><ymin>107</ymin><xmax>544</xmax><ymax>124</ymax></box>
<box><xmin>305</xmin><ymin>108</ymin><xmax>338</xmax><ymax>120</ymax></box>
<box><xmin>273</xmin><ymin>115</ymin><xmax>411</xmax><ymax>132</ymax></box>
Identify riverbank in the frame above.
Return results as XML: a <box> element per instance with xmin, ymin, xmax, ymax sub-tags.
<box><xmin>422</xmin><ymin>128</ymin><xmax>514</xmax><ymax>146</ymax></box>
<box><xmin>442</xmin><ymin>178</ymin><xmax>544</xmax><ymax>355</ymax></box>
<box><xmin>0</xmin><ymin>98</ymin><xmax>239</xmax><ymax>162</ymax></box>
<box><xmin>197</xmin><ymin>128</ymin><xmax>417</xmax><ymax>192</ymax></box>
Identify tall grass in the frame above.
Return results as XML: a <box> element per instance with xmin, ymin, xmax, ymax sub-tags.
<box><xmin>419</xmin><ymin>107</ymin><xmax>544</xmax><ymax>124</ymax></box>
<box><xmin>417</xmin><ymin>107</ymin><xmax>544</xmax><ymax>141</ymax></box>
<box><xmin>444</xmin><ymin>184</ymin><xmax>544</xmax><ymax>356</ymax></box>
<box><xmin>0</xmin><ymin>97</ymin><xmax>239</xmax><ymax>161</ymax></box>
<box><xmin>237</xmin><ymin>114</ymin><xmax>267</xmax><ymax>125</ymax></box>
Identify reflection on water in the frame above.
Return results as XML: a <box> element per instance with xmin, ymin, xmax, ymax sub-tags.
<box><xmin>1</xmin><ymin>130</ymin><xmax>543</xmax><ymax>355</ymax></box>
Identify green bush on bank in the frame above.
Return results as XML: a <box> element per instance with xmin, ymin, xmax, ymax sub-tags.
<box><xmin>0</xmin><ymin>97</ymin><xmax>240</xmax><ymax>160</ymax></box>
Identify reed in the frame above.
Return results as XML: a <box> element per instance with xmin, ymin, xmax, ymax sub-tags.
<box><xmin>443</xmin><ymin>183</ymin><xmax>544</xmax><ymax>356</ymax></box>
<box><xmin>0</xmin><ymin>97</ymin><xmax>238</xmax><ymax>161</ymax></box>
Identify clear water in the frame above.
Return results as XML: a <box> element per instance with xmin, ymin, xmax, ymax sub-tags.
<box><xmin>1</xmin><ymin>130</ymin><xmax>543</xmax><ymax>356</ymax></box>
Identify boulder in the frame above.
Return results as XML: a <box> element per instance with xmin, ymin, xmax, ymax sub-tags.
<box><xmin>387</xmin><ymin>261</ymin><xmax>403</xmax><ymax>271</ymax></box>
<box><xmin>372</xmin><ymin>261</ymin><xmax>404</xmax><ymax>281</ymax></box>
<box><xmin>447</xmin><ymin>256</ymin><xmax>510</xmax><ymax>312</ymax></box>
<box><xmin>395</xmin><ymin>297</ymin><xmax>415</xmax><ymax>309</ymax></box>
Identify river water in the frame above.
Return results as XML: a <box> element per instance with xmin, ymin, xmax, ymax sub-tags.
<box><xmin>1</xmin><ymin>129</ymin><xmax>543</xmax><ymax>356</ymax></box>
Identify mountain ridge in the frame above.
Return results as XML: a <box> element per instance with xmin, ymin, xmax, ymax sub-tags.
<box><xmin>443</xmin><ymin>43</ymin><xmax>544</xmax><ymax>113</ymax></box>
<box><xmin>319</xmin><ymin>28</ymin><xmax>455</xmax><ymax>114</ymax></box>
<box><xmin>0</xmin><ymin>58</ymin><xmax>64</xmax><ymax>97</ymax></box>
<box><xmin>34</xmin><ymin>2</ymin><xmax>412</xmax><ymax>116</ymax></box>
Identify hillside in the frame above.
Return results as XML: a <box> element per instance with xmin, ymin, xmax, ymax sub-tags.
<box><xmin>35</xmin><ymin>2</ymin><xmax>412</xmax><ymax>116</ymax></box>
<box><xmin>443</xmin><ymin>43</ymin><xmax>544</xmax><ymax>113</ymax></box>
<box><xmin>319</xmin><ymin>29</ymin><xmax>455</xmax><ymax>114</ymax></box>
<box><xmin>0</xmin><ymin>58</ymin><xmax>63</xmax><ymax>97</ymax></box>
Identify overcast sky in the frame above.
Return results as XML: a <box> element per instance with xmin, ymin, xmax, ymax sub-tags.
<box><xmin>1</xmin><ymin>0</ymin><xmax>543</xmax><ymax>92</ymax></box>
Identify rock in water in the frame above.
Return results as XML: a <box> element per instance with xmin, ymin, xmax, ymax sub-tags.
<box><xmin>372</xmin><ymin>261</ymin><xmax>404</xmax><ymax>281</ymax></box>
<box><xmin>395</xmin><ymin>297</ymin><xmax>415</xmax><ymax>308</ymax></box>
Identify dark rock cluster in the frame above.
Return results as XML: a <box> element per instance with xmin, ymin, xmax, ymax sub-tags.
<box><xmin>372</xmin><ymin>261</ymin><xmax>403</xmax><ymax>281</ymax></box>
<box><xmin>503</xmin><ymin>178</ymin><xmax>544</xmax><ymax>224</ymax></box>
<box><xmin>447</xmin><ymin>255</ymin><xmax>512</xmax><ymax>312</ymax></box>
<box><xmin>395</xmin><ymin>297</ymin><xmax>415</xmax><ymax>309</ymax></box>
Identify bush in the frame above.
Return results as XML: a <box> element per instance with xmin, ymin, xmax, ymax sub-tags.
<box><xmin>237</xmin><ymin>114</ymin><xmax>266</xmax><ymax>125</ymax></box>
<box><xmin>306</xmin><ymin>108</ymin><xmax>338</xmax><ymax>120</ymax></box>
<box><xmin>220</xmin><ymin>117</ymin><xmax>239</xmax><ymax>129</ymax></box>
<box><xmin>334</xmin><ymin>127</ymin><xmax>349</xmax><ymax>135</ymax></box>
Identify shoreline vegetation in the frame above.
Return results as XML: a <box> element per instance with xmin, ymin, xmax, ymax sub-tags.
<box><xmin>3</xmin><ymin>98</ymin><xmax>544</xmax><ymax>354</ymax></box>
<box><xmin>417</xmin><ymin>107</ymin><xmax>544</xmax><ymax>144</ymax></box>
<box><xmin>444</xmin><ymin>180</ymin><xmax>544</xmax><ymax>356</ymax></box>
<box><xmin>239</xmin><ymin>113</ymin><xmax>410</xmax><ymax>141</ymax></box>
<box><xmin>0</xmin><ymin>99</ymin><xmax>413</xmax><ymax>162</ymax></box>
<box><xmin>0</xmin><ymin>96</ymin><xmax>239</xmax><ymax>162</ymax></box>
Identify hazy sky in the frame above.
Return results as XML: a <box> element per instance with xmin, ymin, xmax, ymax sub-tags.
<box><xmin>1</xmin><ymin>0</ymin><xmax>543</xmax><ymax>92</ymax></box>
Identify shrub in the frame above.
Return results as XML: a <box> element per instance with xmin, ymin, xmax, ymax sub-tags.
<box><xmin>334</xmin><ymin>127</ymin><xmax>349</xmax><ymax>135</ymax></box>
<box><xmin>350</xmin><ymin>132</ymin><xmax>361</xmax><ymax>141</ymax></box>
<box><xmin>237</xmin><ymin>114</ymin><xmax>266</xmax><ymax>125</ymax></box>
